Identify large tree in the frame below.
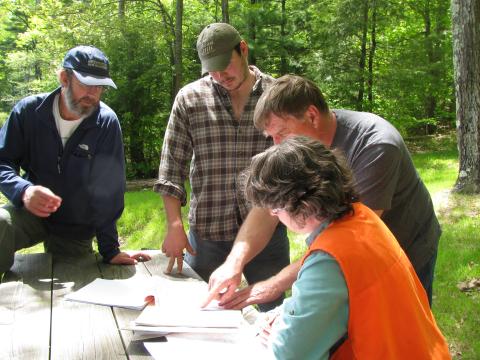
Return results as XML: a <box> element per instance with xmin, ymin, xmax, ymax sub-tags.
<box><xmin>452</xmin><ymin>0</ymin><xmax>480</xmax><ymax>193</ymax></box>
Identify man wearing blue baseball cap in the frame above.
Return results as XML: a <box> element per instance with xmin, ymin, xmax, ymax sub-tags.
<box><xmin>0</xmin><ymin>45</ymin><xmax>150</xmax><ymax>274</ymax></box>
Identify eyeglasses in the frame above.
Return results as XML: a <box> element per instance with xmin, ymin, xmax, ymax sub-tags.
<box><xmin>270</xmin><ymin>208</ymin><xmax>284</xmax><ymax>216</ymax></box>
<box><xmin>71</xmin><ymin>75</ymin><xmax>107</xmax><ymax>92</ymax></box>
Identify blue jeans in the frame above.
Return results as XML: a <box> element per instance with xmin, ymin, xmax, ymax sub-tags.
<box><xmin>185</xmin><ymin>225</ymin><xmax>290</xmax><ymax>312</ymax></box>
<box><xmin>416</xmin><ymin>249</ymin><xmax>438</xmax><ymax>307</ymax></box>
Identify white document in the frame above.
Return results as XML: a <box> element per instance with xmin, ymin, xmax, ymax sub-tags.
<box><xmin>126</xmin><ymin>323</ymin><xmax>240</xmax><ymax>334</ymax></box>
<box><xmin>64</xmin><ymin>277</ymin><xmax>153</xmax><ymax>310</ymax></box>
<box><xmin>134</xmin><ymin>276</ymin><xmax>243</xmax><ymax>328</ymax></box>
<box><xmin>144</xmin><ymin>332</ymin><xmax>272</xmax><ymax>360</ymax></box>
<box><xmin>135</xmin><ymin>304</ymin><xmax>243</xmax><ymax>328</ymax></box>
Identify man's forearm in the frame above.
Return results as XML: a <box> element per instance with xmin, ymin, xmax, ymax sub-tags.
<box><xmin>162</xmin><ymin>195</ymin><xmax>184</xmax><ymax>227</ymax></box>
<box><xmin>271</xmin><ymin>260</ymin><xmax>302</xmax><ymax>293</ymax></box>
<box><xmin>226</xmin><ymin>207</ymin><xmax>279</xmax><ymax>269</ymax></box>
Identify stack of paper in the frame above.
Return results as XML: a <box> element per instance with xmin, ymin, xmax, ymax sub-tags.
<box><xmin>143</xmin><ymin>333</ymin><xmax>271</xmax><ymax>360</ymax></box>
<box><xmin>134</xmin><ymin>304</ymin><xmax>243</xmax><ymax>328</ymax></box>
<box><xmin>131</xmin><ymin>276</ymin><xmax>243</xmax><ymax>332</ymax></box>
<box><xmin>64</xmin><ymin>277</ymin><xmax>153</xmax><ymax>310</ymax></box>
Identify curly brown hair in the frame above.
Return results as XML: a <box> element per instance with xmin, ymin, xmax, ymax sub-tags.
<box><xmin>244</xmin><ymin>136</ymin><xmax>358</xmax><ymax>225</ymax></box>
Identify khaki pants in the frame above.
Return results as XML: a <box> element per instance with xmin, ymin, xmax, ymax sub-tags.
<box><xmin>0</xmin><ymin>204</ymin><xmax>93</xmax><ymax>273</ymax></box>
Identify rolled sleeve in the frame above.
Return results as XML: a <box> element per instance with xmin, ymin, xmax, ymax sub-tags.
<box><xmin>155</xmin><ymin>90</ymin><xmax>192</xmax><ymax>206</ymax></box>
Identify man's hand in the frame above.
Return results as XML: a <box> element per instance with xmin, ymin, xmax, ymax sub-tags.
<box><xmin>218</xmin><ymin>278</ymin><xmax>283</xmax><ymax>310</ymax></box>
<box><xmin>214</xmin><ymin>261</ymin><xmax>301</xmax><ymax>309</ymax></box>
<box><xmin>201</xmin><ymin>261</ymin><xmax>243</xmax><ymax>308</ymax></box>
<box><xmin>162</xmin><ymin>223</ymin><xmax>195</xmax><ymax>274</ymax></box>
<box><xmin>22</xmin><ymin>185</ymin><xmax>62</xmax><ymax>217</ymax></box>
<box><xmin>109</xmin><ymin>251</ymin><xmax>152</xmax><ymax>265</ymax></box>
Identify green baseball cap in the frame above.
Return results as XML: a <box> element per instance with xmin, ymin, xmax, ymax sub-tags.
<box><xmin>196</xmin><ymin>23</ymin><xmax>242</xmax><ymax>75</ymax></box>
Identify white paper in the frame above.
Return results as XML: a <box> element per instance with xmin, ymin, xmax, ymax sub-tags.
<box><xmin>125</xmin><ymin>323</ymin><xmax>240</xmax><ymax>334</ymax></box>
<box><xmin>64</xmin><ymin>277</ymin><xmax>153</xmax><ymax>310</ymax></box>
<box><xmin>144</xmin><ymin>332</ymin><xmax>272</xmax><ymax>360</ymax></box>
<box><xmin>135</xmin><ymin>304</ymin><xmax>243</xmax><ymax>328</ymax></box>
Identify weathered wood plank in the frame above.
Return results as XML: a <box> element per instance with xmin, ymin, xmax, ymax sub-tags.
<box><xmin>50</xmin><ymin>253</ymin><xmax>127</xmax><ymax>359</ymax></box>
<box><xmin>0</xmin><ymin>253</ymin><xmax>52</xmax><ymax>360</ymax></box>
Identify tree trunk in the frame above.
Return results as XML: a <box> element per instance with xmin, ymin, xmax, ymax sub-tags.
<box><xmin>118</xmin><ymin>0</ymin><xmax>125</xmax><ymax>18</ymax></box>
<box><xmin>118</xmin><ymin>0</ymin><xmax>146</xmax><ymax>178</ymax></box>
<box><xmin>280</xmin><ymin>0</ymin><xmax>288</xmax><ymax>75</ymax></box>
<box><xmin>423</xmin><ymin>0</ymin><xmax>436</xmax><ymax>126</ymax></box>
<box><xmin>249</xmin><ymin>0</ymin><xmax>257</xmax><ymax>66</ymax></box>
<box><xmin>452</xmin><ymin>0</ymin><xmax>480</xmax><ymax>193</ymax></box>
<box><xmin>154</xmin><ymin>0</ymin><xmax>176</xmax><ymax>102</ymax></box>
<box><xmin>222</xmin><ymin>0</ymin><xmax>229</xmax><ymax>23</ymax></box>
<box><xmin>174</xmin><ymin>0</ymin><xmax>183</xmax><ymax>96</ymax></box>
<box><xmin>367</xmin><ymin>0</ymin><xmax>376</xmax><ymax>112</ymax></box>
<box><xmin>356</xmin><ymin>0</ymin><xmax>369</xmax><ymax>111</ymax></box>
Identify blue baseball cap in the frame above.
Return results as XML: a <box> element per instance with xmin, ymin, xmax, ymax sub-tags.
<box><xmin>62</xmin><ymin>45</ymin><xmax>117</xmax><ymax>89</ymax></box>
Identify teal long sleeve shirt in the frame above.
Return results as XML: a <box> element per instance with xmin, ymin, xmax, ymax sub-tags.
<box><xmin>270</xmin><ymin>228</ymin><xmax>349</xmax><ymax>359</ymax></box>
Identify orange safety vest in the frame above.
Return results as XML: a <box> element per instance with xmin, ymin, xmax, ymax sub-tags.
<box><xmin>302</xmin><ymin>202</ymin><xmax>451</xmax><ymax>359</ymax></box>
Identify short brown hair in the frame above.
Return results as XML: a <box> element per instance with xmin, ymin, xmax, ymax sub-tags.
<box><xmin>254</xmin><ymin>74</ymin><xmax>330</xmax><ymax>130</ymax></box>
<box><xmin>244</xmin><ymin>136</ymin><xmax>358</xmax><ymax>225</ymax></box>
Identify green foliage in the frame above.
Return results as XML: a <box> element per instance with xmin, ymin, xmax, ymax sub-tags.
<box><xmin>0</xmin><ymin>111</ymin><xmax>8</xmax><ymax>128</ymax></box>
<box><xmin>0</xmin><ymin>0</ymin><xmax>455</xmax><ymax>178</ymax></box>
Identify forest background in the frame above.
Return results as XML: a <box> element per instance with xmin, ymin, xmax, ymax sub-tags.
<box><xmin>0</xmin><ymin>0</ymin><xmax>455</xmax><ymax>179</ymax></box>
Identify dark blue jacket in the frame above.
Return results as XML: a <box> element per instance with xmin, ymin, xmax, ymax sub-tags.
<box><xmin>0</xmin><ymin>88</ymin><xmax>125</xmax><ymax>262</ymax></box>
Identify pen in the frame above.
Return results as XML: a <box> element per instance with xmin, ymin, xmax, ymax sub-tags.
<box><xmin>255</xmin><ymin>313</ymin><xmax>277</xmax><ymax>337</ymax></box>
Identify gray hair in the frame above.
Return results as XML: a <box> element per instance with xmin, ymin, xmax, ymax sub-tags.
<box><xmin>244</xmin><ymin>136</ymin><xmax>358</xmax><ymax>225</ymax></box>
<box><xmin>254</xmin><ymin>74</ymin><xmax>330</xmax><ymax>130</ymax></box>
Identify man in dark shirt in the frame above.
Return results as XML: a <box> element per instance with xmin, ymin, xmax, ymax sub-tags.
<box><xmin>205</xmin><ymin>74</ymin><xmax>440</xmax><ymax>308</ymax></box>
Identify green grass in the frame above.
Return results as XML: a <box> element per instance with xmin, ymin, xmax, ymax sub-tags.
<box><xmin>432</xmin><ymin>194</ymin><xmax>480</xmax><ymax>359</ymax></box>
<box><xmin>407</xmin><ymin>133</ymin><xmax>479</xmax><ymax>359</ymax></box>
<box><xmin>118</xmin><ymin>191</ymin><xmax>166</xmax><ymax>249</ymax></box>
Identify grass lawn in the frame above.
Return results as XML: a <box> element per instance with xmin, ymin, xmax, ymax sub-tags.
<box><xmin>3</xmin><ymin>132</ymin><xmax>479</xmax><ymax>358</ymax></box>
<box><xmin>409</xmin><ymin>133</ymin><xmax>480</xmax><ymax>359</ymax></box>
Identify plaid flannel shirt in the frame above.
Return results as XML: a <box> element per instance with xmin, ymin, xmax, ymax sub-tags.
<box><xmin>154</xmin><ymin>66</ymin><xmax>274</xmax><ymax>242</ymax></box>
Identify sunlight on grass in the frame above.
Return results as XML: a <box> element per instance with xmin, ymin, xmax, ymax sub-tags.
<box><xmin>406</xmin><ymin>135</ymin><xmax>480</xmax><ymax>359</ymax></box>
<box><xmin>288</xmin><ymin>232</ymin><xmax>308</xmax><ymax>263</ymax></box>
<box><xmin>433</xmin><ymin>194</ymin><xmax>480</xmax><ymax>359</ymax></box>
<box><xmin>413</xmin><ymin>156</ymin><xmax>458</xmax><ymax>194</ymax></box>
<box><xmin>117</xmin><ymin>190</ymin><xmax>188</xmax><ymax>250</ymax></box>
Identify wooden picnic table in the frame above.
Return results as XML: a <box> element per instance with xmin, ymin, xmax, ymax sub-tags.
<box><xmin>0</xmin><ymin>250</ymin><xmax>205</xmax><ymax>359</ymax></box>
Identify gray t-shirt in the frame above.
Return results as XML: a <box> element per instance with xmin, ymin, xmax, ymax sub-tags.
<box><xmin>331</xmin><ymin>109</ymin><xmax>441</xmax><ymax>271</ymax></box>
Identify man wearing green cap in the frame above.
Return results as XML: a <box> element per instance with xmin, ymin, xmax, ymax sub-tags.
<box><xmin>155</xmin><ymin>23</ymin><xmax>289</xmax><ymax>311</ymax></box>
<box><xmin>0</xmin><ymin>45</ymin><xmax>150</xmax><ymax>275</ymax></box>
